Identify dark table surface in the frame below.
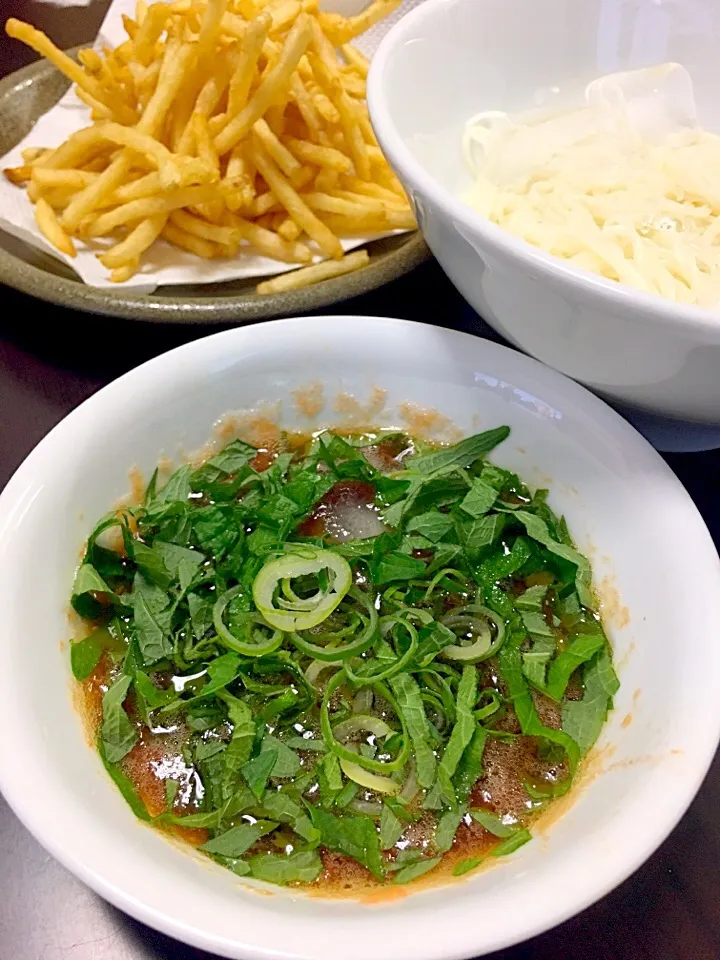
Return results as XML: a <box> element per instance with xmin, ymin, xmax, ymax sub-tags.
<box><xmin>2</xmin><ymin>5</ymin><xmax>720</xmax><ymax>960</ymax></box>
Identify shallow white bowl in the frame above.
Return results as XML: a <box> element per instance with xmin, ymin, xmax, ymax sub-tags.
<box><xmin>367</xmin><ymin>0</ymin><xmax>720</xmax><ymax>424</ymax></box>
<box><xmin>0</xmin><ymin>316</ymin><xmax>719</xmax><ymax>960</ymax></box>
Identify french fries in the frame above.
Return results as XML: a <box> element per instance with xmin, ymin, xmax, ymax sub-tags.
<box><xmin>34</xmin><ymin>197</ymin><xmax>76</xmax><ymax>257</ymax></box>
<box><xmin>256</xmin><ymin>248</ymin><xmax>368</xmax><ymax>293</ymax></box>
<box><xmin>4</xmin><ymin>0</ymin><xmax>414</xmax><ymax>286</ymax></box>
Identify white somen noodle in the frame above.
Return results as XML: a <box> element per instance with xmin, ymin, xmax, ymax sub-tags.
<box><xmin>462</xmin><ymin>64</ymin><xmax>720</xmax><ymax>309</ymax></box>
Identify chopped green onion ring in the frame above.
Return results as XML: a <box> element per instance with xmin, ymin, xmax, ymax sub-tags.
<box><xmin>290</xmin><ymin>588</ymin><xmax>378</xmax><ymax>662</ymax></box>
<box><xmin>252</xmin><ymin>546</ymin><xmax>352</xmax><ymax>631</ymax></box>
<box><xmin>441</xmin><ymin>605</ymin><xmax>506</xmax><ymax>663</ymax></box>
<box><xmin>340</xmin><ymin>755</ymin><xmax>400</xmax><ymax>794</ymax></box>
<box><xmin>332</xmin><ymin>714</ymin><xmax>394</xmax><ymax>740</ymax></box>
<box><xmin>344</xmin><ymin>615</ymin><xmax>419</xmax><ymax>685</ymax></box>
<box><xmin>213</xmin><ymin>586</ymin><xmax>284</xmax><ymax>656</ymax></box>
<box><xmin>321</xmin><ymin>672</ymin><xmax>410</xmax><ymax>773</ymax></box>
<box><xmin>475</xmin><ymin>688</ymin><xmax>503</xmax><ymax>721</ymax></box>
<box><xmin>424</xmin><ymin>567</ymin><xmax>468</xmax><ymax>602</ymax></box>
<box><xmin>304</xmin><ymin>659</ymin><xmax>343</xmax><ymax>687</ymax></box>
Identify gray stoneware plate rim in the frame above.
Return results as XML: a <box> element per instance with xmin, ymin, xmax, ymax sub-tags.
<box><xmin>0</xmin><ymin>51</ymin><xmax>429</xmax><ymax>324</ymax></box>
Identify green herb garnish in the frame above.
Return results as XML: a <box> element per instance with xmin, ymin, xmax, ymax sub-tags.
<box><xmin>70</xmin><ymin>426</ymin><xmax>616</xmax><ymax>890</ymax></box>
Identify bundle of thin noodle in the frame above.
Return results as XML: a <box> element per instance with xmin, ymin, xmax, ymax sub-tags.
<box><xmin>463</xmin><ymin>105</ymin><xmax>720</xmax><ymax>309</ymax></box>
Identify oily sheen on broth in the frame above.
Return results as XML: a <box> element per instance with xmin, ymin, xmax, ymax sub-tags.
<box><xmin>70</xmin><ymin>425</ymin><xmax>617</xmax><ymax>892</ymax></box>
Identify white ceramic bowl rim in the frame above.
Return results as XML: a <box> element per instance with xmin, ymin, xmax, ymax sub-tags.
<box><xmin>367</xmin><ymin>0</ymin><xmax>720</xmax><ymax>340</ymax></box>
<box><xmin>0</xmin><ymin>316</ymin><xmax>719</xmax><ymax>960</ymax></box>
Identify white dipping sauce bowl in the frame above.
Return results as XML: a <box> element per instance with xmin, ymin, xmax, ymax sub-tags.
<box><xmin>367</xmin><ymin>0</ymin><xmax>720</xmax><ymax>424</ymax></box>
<box><xmin>0</xmin><ymin>317</ymin><xmax>719</xmax><ymax>959</ymax></box>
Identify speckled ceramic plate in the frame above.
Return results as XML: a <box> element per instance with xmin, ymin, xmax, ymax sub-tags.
<box><xmin>0</xmin><ymin>53</ymin><xmax>429</xmax><ymax>324</ymax></box>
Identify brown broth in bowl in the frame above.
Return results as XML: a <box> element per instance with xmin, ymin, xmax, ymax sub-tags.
<box><xmin>70</xmin><ymin>425</ymin><xmax>616</xmax><ymax>892</ymax></box>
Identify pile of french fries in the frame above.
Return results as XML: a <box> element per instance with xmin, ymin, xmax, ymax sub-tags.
<box><xmin>3</xmin><ymin>0</ymin><xmax>414</xmax><ymax>293</ymax></box>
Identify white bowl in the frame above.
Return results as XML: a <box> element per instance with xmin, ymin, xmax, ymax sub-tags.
<box><xmin>0</xmin><ymin>316</ymin><xmax>718</xmax><ymax>960</ymax></box>
<box><xmin>367</xmin><ymin>0</ymin><xmax>720</xmax><ymax>424</ymax></box>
